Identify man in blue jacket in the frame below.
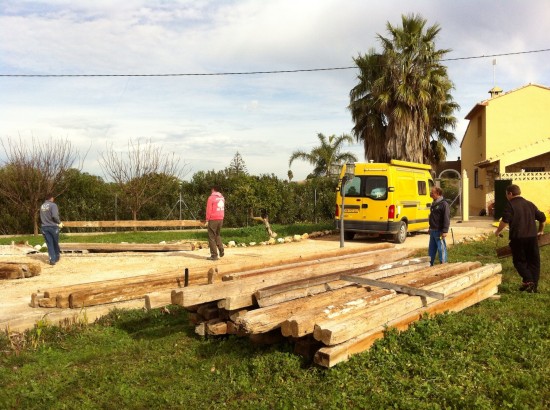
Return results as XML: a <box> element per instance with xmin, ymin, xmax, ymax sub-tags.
<box><xmin>40</xmin><ymin>194</ymin><xmax>62</xmax><ymax>265</ymax></box>
<box><xmin>428</xmin><ymin>186</ymin><xmax>450</xmax><ymax>266</ymax></box>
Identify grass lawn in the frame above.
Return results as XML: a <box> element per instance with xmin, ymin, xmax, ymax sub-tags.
<box><xmin>1</xmin><ymin>229</ymin><xmax>549</xmax><ymax>409</ymax></box>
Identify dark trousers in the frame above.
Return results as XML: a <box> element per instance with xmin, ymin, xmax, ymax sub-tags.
<box><xmin>510</xmin><ymin>237</ymin><xmax>540</xmax><ymax>285</ymax></box>
<box><xmin>41</xmin><ymin>225</ymin><xmax>61</xmax><ymax>263</ymax></box>
<box><xmin>207</xmin><ymin>220</ymin><xmax>224</xmax><ymax>257</ymax></box>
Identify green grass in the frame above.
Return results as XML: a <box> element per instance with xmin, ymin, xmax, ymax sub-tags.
<box><xmin>0</xmin><ymin>222</ymin><xmax>334</xmax><ymax>247</ymax></box>
<box><xmin>1</xmin><ymin>230</ymin><xmax>549</xmax><ymax>409</ymax></box>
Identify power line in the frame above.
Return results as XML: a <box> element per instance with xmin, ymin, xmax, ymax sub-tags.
<box><xmin>1</xmin><ymin>48</ymin><xmax>549</xmax><ymax>78</ymax></box>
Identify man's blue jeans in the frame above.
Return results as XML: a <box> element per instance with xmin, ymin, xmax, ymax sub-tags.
<box><xmin>41</xmin><ymin>225</ymin><xmax>60</xmax><ymax>263</ymax></box>
<box><xmin>429</xmin><ymin>230</ymin><xmax>447</xmax><ymax>266</ymax></box>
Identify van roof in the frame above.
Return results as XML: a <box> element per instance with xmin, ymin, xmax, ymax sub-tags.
<box><xmin>351</xmin><ymin>160</ymin><xmax>432</xmax><ymax>171</ymax></box>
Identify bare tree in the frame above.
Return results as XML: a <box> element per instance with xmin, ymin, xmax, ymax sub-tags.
<box><xmin>99</xmin><ymin>139</ymin><xmax>189</xmax><ymax>221</ymax></box>
<box><xmin>0</xmin><ymin>137</ymin><xmax>80</xmax><ymax>235</ymax></box>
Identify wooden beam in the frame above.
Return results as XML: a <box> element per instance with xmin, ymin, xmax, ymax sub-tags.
<box><xmin>0</xmin><ymin>262</ymin><xmax>41</xmax><ymax>280</ymax></box>
<box><xmin>496</xmin><ymin>233</ymin><xmax>550</xmax><ymax>258</ymax></box>
<box><xmin>60</xmin><ymin>242</ymin><xmax>194</xmax><ymax>253</ymax></box>
<box><xmin>340</xmin><ymin>276</ymin><xmax>445</xmax><ymax>300</ymax></box>
<box><xmin>63</xmin><ymin>220</ymin><xmax>204</xmax><ymax>228</ymax></box>
<box><xmin>314</xmin><ymin>274</ymin><xmax>501</xmax><ymax>367</ymax></box>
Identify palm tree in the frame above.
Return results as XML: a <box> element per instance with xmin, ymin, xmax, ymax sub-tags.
<box><xmin>349</xmin><ymin>14</ymin><xmax>459</xmax><ymax>165</ymax></box>
<box><xmin>288</xmin><ymin>133</ymin><xmax>358</xmax><ymax>178</ymax></box>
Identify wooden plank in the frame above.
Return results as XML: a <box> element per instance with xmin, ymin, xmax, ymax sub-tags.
<box><xmin>496</xmin><ymin>233</ymin><xmax>550</xmax><ymax>258</ymax></box>
<box><xmin>206</xmin><ymin>321</ymin><xmax>228</xmax><ymax>336</ymax></box>
<box><xmin>63</xmin><ymin>220</ymin><xmax>204</xmax><ymax>228</ymax></box>
<box><xmin>255</xmin><ymin>257</ymin><xmax>430</xmax><ymax>300</ymax></box>
<box><xmin>313</xmin><ymin>264</ymin><xmax>502</xmax><ymax>346</ymax></box>
<box><xmin>59</xmin><ymin>242</ymin><xmax>194</xmax><ymax>253</ymax></box>
<box><xmin>340</xmin><ymin>276</ymin><xmax>445</xmax><ymax>300</ymax></box>
<box><xmin>314</xmin><ymin>274</ymin><xmax>501</xmax><ymax>368</ymax></box>
<box><xmin>172</xmin><ymin>248</ymin><xmax>414</xmax><ymax>308</ymax></box>
<box><xmin>144</xmin><ymin>292</ymin><xmax>172</xmax><ymax>311</ymax></box>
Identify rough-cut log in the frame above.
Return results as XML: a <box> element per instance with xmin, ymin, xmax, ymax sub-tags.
<box><xmin>60</xmin><ymin>242</ymin><xmax>194</xmax><ymax>253</ymax></box>
<box><xmin>68</xmin><ymin>276</ymin><xmax>187</xmax><ymax>308</ymax></box>
<box><xmin>144</xmin><ymin>292</ymin><xmax>172</xmax><ymax>311</ymax></box>
<box><xmin>313</xmin><ymin>264</ymin><xmax>502</xmax><ymax>345</ymax></box>
<box><xmin>171</xmin><ymin>248</ymin><xmax>414</xmax><ymax>308</ymax></box>
<box><xmin>206</xmin><ymin>321</ymin><xmax>228</xmax><ymax>335</ymax></box>
<box><xmin>341</xmin><ymin>276</ymin><xmax>445</xmax><ymax>300</ymax></box>
<box><xmin>496</xmin><ymin>233</ymin><xmax>550</xmax><ymax>258</ymax></box>
<box><xmin>255</xmin><ymin>257</ymin><xmax>429</xmax><ymax>301</ymax></box>
<box><xmin>314</xmin><ymin>274</ymin><xmax>502</xmax><ymax>367</ymax></box>
<box><xmin>37</xmin><ymin>297</ymin><xmax>57</xmax><ymax>308</ymax></box>
<box><xmin>0</xmin><ymin>262</ymin><xmax>41</xmax><ymax>280</ymax></box>
<box><xmin>222</xmin><ymin>244</ymin><xmax>397</xmax><ymax>281</ymax></box>
<box><xmin>63</xmin><ymin>220</ymin><xmax>204</xmax><ymax>228</ymax></box>
<box><xmin>256</xmin><ymin>259</ymin><xmax>431</xmax><ymax>307</ymax></box>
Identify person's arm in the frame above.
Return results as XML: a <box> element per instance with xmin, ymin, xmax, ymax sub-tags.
<box><xmin>494</xmin><ymin>220</ymin><xmax>508</xmax><ymax>237</ymax></box>
<box><xmin>205</xmin><ymin>196</ymin><xmax>212</xmax><ymax>221</ymax></box>
<box><xmin>534</xmin><ymin>209</ymin><xmax>546</xmax><ymax>236</ymax></box>
<box><xmin>51</xmin><ymin>203</ymin><xmax>61</xmax><ymax>224</ymax></box>
<box><xmin>441</xmin><ymin>201</ymin><xmax>451</xmax><ymax>237</ymax></box>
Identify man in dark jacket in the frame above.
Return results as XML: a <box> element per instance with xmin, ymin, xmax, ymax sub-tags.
<box><xmin>40</xmin><ymin>194</ymin><xmax>62</xmax><ymax>265</ymax></box>
<box><xmin>494</xmin><ymin>184</ymin><xmax>546</xmax><ymax>293</ymax></box>
<box><xmin>428</xmin><ymin>186</ymin><xmax>450</xmax><ymax>266</ymax></box>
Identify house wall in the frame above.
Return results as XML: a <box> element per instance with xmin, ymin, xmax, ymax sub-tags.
<box><xmin>505</xmin><ymin>151</ymin><xmax>550</xmax><ymax>172</ymax></box>
<box><xmin>499</xmin><ymin>172</ymin><xmax>550</xmax><ymax>216</ymax></box>
<box><xmin>461</xmin><ymin>84</ymin><xmax>550</xmax><ymax>215</ymax></box>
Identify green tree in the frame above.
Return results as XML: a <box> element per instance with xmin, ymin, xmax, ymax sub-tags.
<box><xmin>349</xmin><ymin>14</ymin><xmax>459</xmax><ymax>165</ymax></box>
<box><xmin>288</xmin><ymin>133</ymin><xmax>358</xmax><ymax>178</ymax></box>
<box><xmin>226</xmin><ymin>151</ymin><xmax>248</xmax><ymax>175</ymax></box>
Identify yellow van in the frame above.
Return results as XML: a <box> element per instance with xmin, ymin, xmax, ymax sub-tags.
<box><xmin>335</xmin><ymin>160</ymin><xmax>434</xmax><ymax>243</ymax></box>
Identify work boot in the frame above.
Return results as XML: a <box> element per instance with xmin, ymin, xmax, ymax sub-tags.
<box><xmin>206</xmin><ymin>256</ymin><xmax>218</xmax><ymax>261</ymax></box>
<box><xmin>519</xmin><ymin>282</ymin><xmax>536</xmax><ymax>293</ymax></box>
<box><xmin>219</xmin><ymin>249</ymin><xmax>224</xmax><ymax>257</ymax></box>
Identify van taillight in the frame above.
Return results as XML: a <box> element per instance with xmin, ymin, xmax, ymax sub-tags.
<box><xmin>335</xmin><ymin>204</ymin><xmax>340</xmax><ymax>217</ymax></box>
<box><xmin>388</xmin><ymin>205</ymin><xmax>395</xmax><ymax>219</ymax></box>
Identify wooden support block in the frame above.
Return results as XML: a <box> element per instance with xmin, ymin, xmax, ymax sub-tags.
<box><xmin>293</xmin><ymin>337</ymin><xmax>324</xmax><ymax>361</ymax></box>
<box><xmin>29</xmin><ymin>293</ymin><xmax>44</xmax><ymax>308</ymax></box>
<box><xmin>195</xmin><ymin>322</ymin><xmax>206</xmax><ymax>336</ymax></box>
<box><xmin>1</xmin><ymin>262</ymin><xmax>41</xmax><ymax>280</ymax></box>
<box><xmin>144</xmin><ymin>292</ymin><xmax>172</xmax><ymax>311</ymax></box>
<box><xmin>188</xmin><ymin>312</ymin><xmax>202</xmax><ymax>325</ymax></box>
<box><xmin>37</xmin><ymin>297</ymin><xmax>58</xmax><ymax>308</ymax></box>
<box><xmin>314</xmin><ymin>274</ymin><xmax>501</xmax><ymax>368</ymax></box>
<box><xmin>197</xmin><ymin>305</ymin><xmax>220</xmax><ymax>321</ymax></box>
<box><xmin>249</xmin><ymin>330</ymin><xmax>284</xmax><ymax>345</ymax></box>
<box><xmin>206</xmin><ymin>321</ymin><xmax>228</xmax><ymax>336</ymax></box>
<box><xmin>56</xmin><ymin>295</ymin><xmax>70</xmax><ymax>309</ymax></box>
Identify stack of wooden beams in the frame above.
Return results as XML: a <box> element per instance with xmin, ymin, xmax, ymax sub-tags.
<box><xmin>1</xmin><ymin>262</ymin><xmax>41</xmax><ymax>280</ymax></box>
<box><xmin>169</xmin><ymin>249</ymin><xmax>501</xmax><ymax>367</ymax></box>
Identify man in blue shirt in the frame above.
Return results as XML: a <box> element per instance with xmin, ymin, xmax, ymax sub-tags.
<box><xmin>40</xmin><ymin>194</ymin><xmax>62</xmax><ymax>265</ymax></box>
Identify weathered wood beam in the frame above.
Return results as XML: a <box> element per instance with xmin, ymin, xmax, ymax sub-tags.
<box><xmin>314</xmin><ymin>274</ymin><xmax>501</xmax><ymax>367</ymax></box>
<box><xmin>60</xmin><ymin>242</ymin><xmax>194</xmax><ymax>253</ymax></box>
<box><xmin>0</xmin><ymin>262</ymin><xmax>41</xmax><ymax>280</ymax></box>
<box><xmin>340</xmin><ymin>276</ymin><xmax>445</xmax><ymax>300</ymax></box>
<box><xmin>63</xmin><ymin>220</ymin><xmax>204</xmax><ymax>228</ymax></box>
<box><xmin>496</xmin><ymin>233</ymin><xmax>550</xmax><ymax>258</ymax></box>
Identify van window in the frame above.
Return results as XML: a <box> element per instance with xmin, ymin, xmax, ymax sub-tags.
<box><xmin>343</xmin><ymin>176</ymin><xmax>362</xmax><ymax>197</ymax></box>
<box><xmin>418</xmin><ymin>181</ymin><xmax>427</xmax><ymax>195</ymax></box>
<box><xmin>364</xmin><ymin>176</ymin><xmax>388</xmax><ymax>200</ymax></box>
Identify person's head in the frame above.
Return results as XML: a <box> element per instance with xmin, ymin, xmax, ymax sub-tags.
<box><xmin>45</xmin><ymin>194</ymin><xmax>55</xmax><ymax>202</ymax></box>
<box><xmin>211</xmin><ymin>185</ymin><xmax>221</xmax><ymax>193</ymax></box>
<box><xmin>430</xmin><ymin>186</ymin><xmax>443</xmax><ymax>199</ymax></box>
<box><xmin>506</xmin><ymin>184</ymin><xmax>521</xmax><ymax>199</ymax></box>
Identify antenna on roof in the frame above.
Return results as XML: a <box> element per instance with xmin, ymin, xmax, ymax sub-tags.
<box><xmin>492</xmin><ymin>58</ymin><xmax>497</xmax><ymax>87</ymax></box>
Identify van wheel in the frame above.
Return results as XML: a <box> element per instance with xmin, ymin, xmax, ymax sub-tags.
<box><xmin>394</xmin><ymin>222</ymin><xmax>407</xmax><ymax>244</ymax></box>
<box><xmin>344</xmin><ymin>231</ymin><xmax>355</xmax><ymax>240</ymax></box>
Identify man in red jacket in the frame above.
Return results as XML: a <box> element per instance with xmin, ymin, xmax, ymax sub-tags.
<box><xmin>205</xmin><ymin>185</ymin><xmax>225</xmax><ymax>261</ymax></box>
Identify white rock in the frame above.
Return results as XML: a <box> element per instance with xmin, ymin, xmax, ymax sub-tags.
<box><xmin>268</xmin><ymin>238</ymin><xmax>276</xmax><ymax>245</ymax></box>
<box><xmin>293</xmin><ymin>235</ymin><xmax>302</xmax><ymax>242</ymax></box>
<box><xmin>228</xmin><ymin>240</ymin><xmax>236</xmax><ymax>247</ymax></box>
<box><xmin>159</xmin><ymin>241</ymin><xmax>166</xmax><ymax>245</ymax></box>
<box><xmin>249</xmin><ymin>242</ymin><xmax>257</xmax><ymax>246</ymax></box>
<box><xmin>34</xmin><ymin>244</ymin><xmax>42</xmax><ymax>250</ymax></box>
<box><xmin>277</xmin><ymin>238</ymin><xmax>285</xmax><ymax>243</ymax></box>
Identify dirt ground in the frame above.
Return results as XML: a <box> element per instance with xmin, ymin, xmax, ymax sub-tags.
<box><xmin>0</xmin><ymin>217</ymin><xmax>496</xmax><ymax>332</ymax></box>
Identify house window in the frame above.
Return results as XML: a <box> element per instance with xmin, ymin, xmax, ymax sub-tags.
<box><xmin>477</xmin><ymin>116</ymin><xmax>482</xmax><ymax>137</ymax></box>
<box><xmin>474</xmin><ymin>168</ymin><xmax>479</xmax><ymax>188</ymax></box>
<box><xmin>524</xmin><ymin>167</ymin><xmax>545</xmax><ymax>172</ymax></box>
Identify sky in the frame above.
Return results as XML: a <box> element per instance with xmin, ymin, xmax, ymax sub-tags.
<box><xmin>1</xmin><ymin>0</ymin><xmax>549</xmax><ymax>181</ymax></box>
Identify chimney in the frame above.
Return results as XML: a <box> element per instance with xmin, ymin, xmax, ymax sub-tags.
<box><xmin>488</xmin><ymin>86</ymin><xmax>503</xmax><ymax>98</ymax></box>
